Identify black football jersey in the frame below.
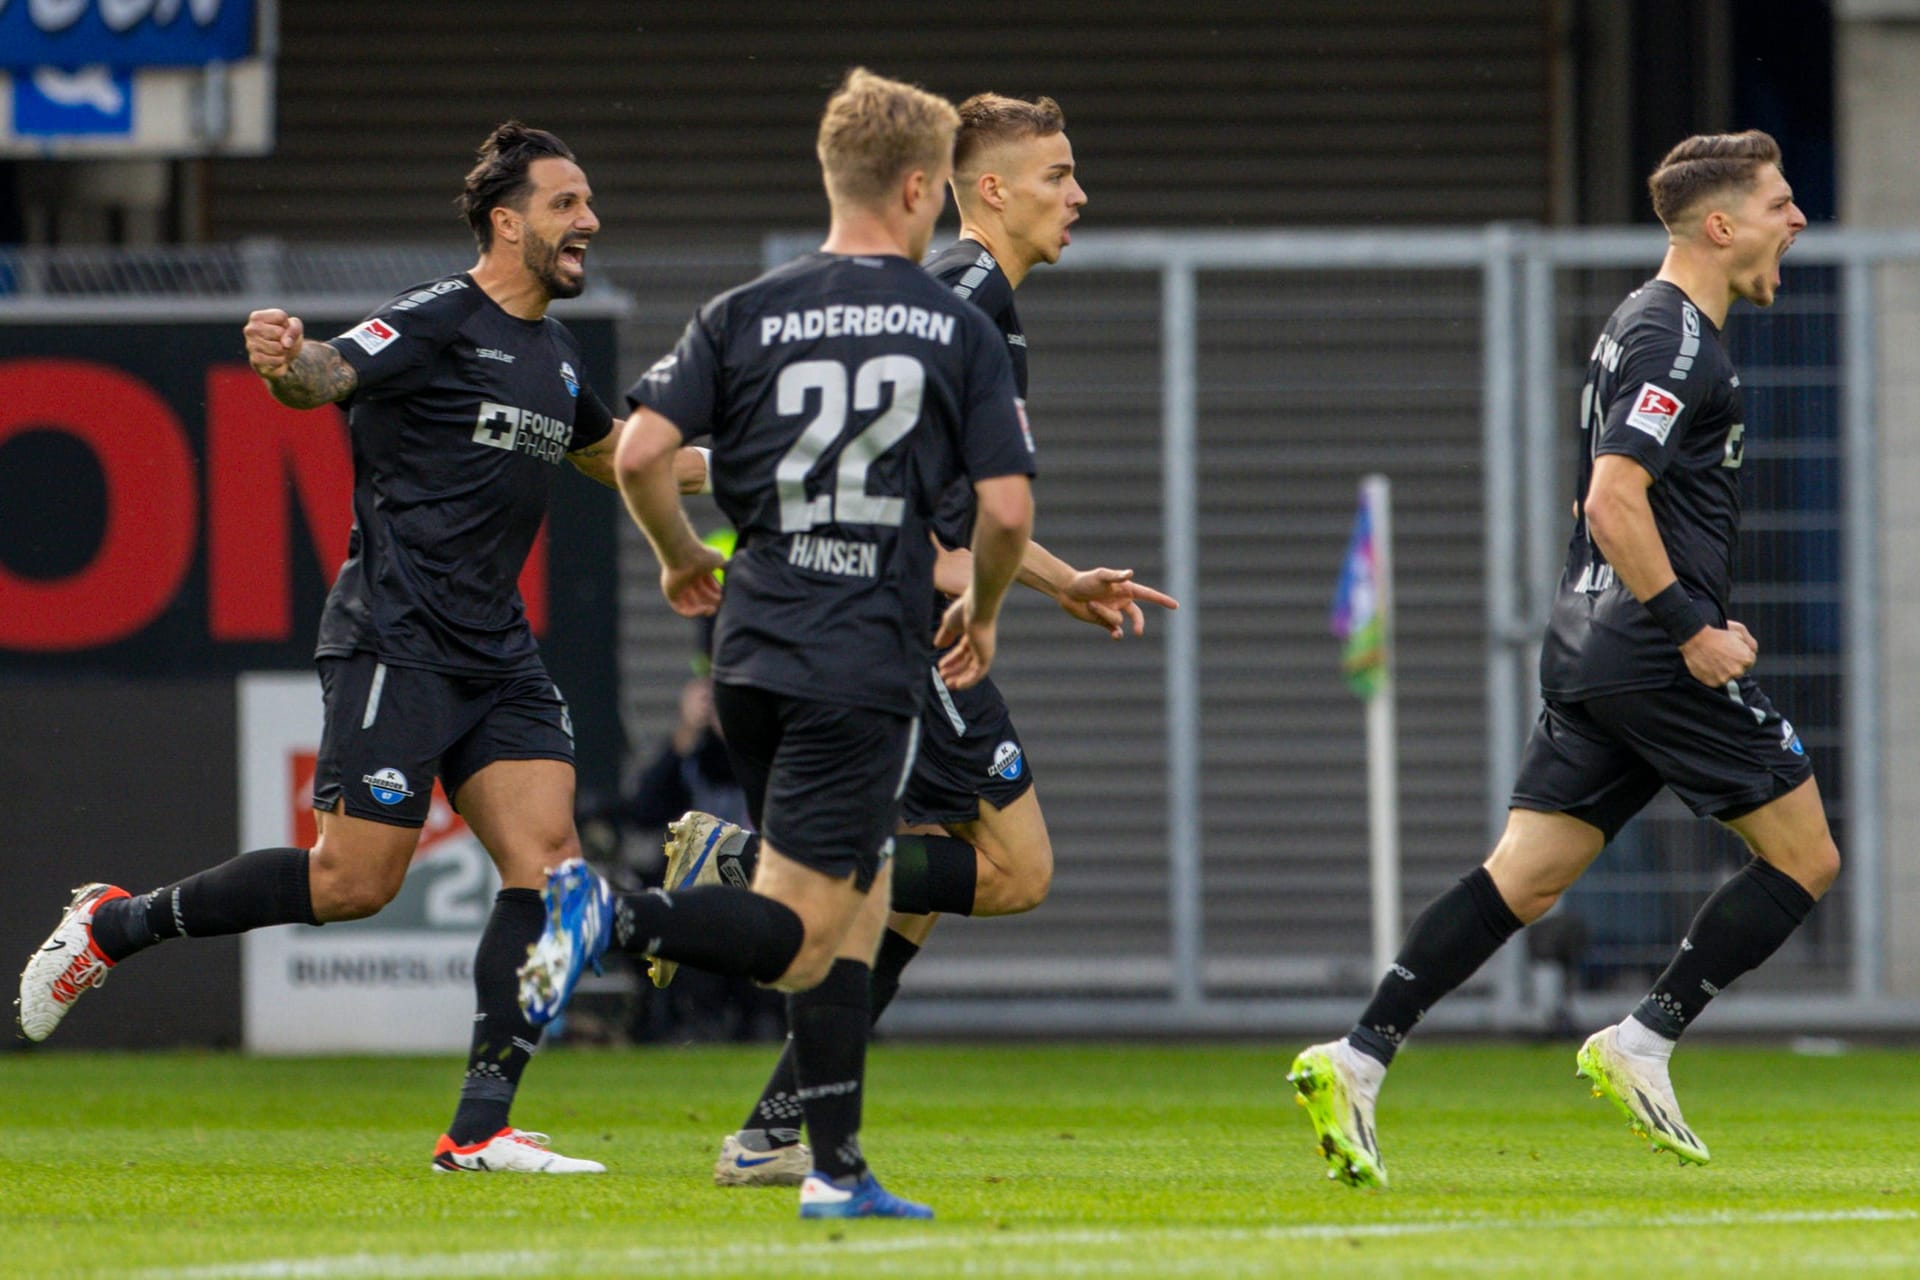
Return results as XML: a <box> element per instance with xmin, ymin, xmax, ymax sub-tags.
<box><xmin>1540</xmin><ymin>280</ymin><xmax>1747</xmax><ymax>699</ymax></box>
<box><xmin>924</xmin><ymin>239</ymin><xmax>1027</xmax><ymax>554</ymax></box>
<box><xmin>627</xmin><ymin>251</ymin><xmax>1035</xmax><ymax>716</ymax></box>
<box><xmin>316</xmin><ymin>273</ymin><xmax>614</xmax><ymax>675</ymax></box>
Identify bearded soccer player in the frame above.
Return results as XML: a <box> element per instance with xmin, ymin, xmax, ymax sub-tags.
<box><xmin>669</xmin><ymin>91</ymin><xmax>1176</xmax><ymax>1188</ymax></box>
<box><xmin>17</xmin><ymin>122</ymin><xmax>621</xmax><ymax>1174</ymax></box>
<box><xmin>1288</xmin><ymin>131</ymin><xmax>1831</xmax><ymax>1189</ymax></box>
<box><xmin>516</xmin><ymin>68</ymin><xmax>1034</xmax><ymax>1220</ymax></box>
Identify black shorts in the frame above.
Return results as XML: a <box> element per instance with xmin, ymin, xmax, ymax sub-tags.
<box><xmin>313</xmin><ymin>652</ymin><xmax>575</xmax><ymax>828</ymax></box>
<box><xmin>1510</xmin><ymin>675</ymin><xmax>1814</xmax><ymax>842</ymax></box>
<box><xmin>711</xmin><ymin>681</ymin><xmax>917</xmax><ymax>893</ymax></box>
<box><xmin>901</xmin><ymin>669</ymin><xmax>1035</xmax><ymax>827</ymax></box>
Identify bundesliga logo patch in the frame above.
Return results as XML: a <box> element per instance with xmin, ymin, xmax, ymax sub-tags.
<box><xmin>1624</xmin><ymin>382</ymin><xmax>1684</xmax><ymax>444</ymax></box>
<box><xmin>345</xmin><ymin>317</ymin><xmax>400</xmax><ymax>356</ymax></box>
<box><xmin>362</xmin><ymin>767</ymin><xmax>414</xmax><ymax>806</ymax></box>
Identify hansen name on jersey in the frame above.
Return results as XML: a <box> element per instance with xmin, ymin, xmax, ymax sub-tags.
<box><xmin>317</xmin><ymin>273</ymin><xmax>614</xmax><ymax>675</ymax></box>
<box><xmin>628</xmin><ymin>252</ymin><xmax>1034</xmax><ymax>717</ymax></box>
<box><xmin>1541</xmin><ymin>280</ymin><xmax>1747</xmax><ymax>699</ymax></box>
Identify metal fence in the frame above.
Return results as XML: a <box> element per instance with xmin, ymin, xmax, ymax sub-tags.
<box><xmin>753</xmin><ymin>226</ymin><xmax>1919</xmax><ymax>1034</ymax></box>
<box><xmin>7</xmin><ymin>232</ymin><xmax>1918</xmax><ymax>1035</ymax></box>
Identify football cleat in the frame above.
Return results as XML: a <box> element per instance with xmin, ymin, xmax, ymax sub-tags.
<box><xmin>431</xmin><ymin>1128</ymin><xmax>606</xmax><ymax>1173</ymax></box>
<box><xmin>714</xmin><ymin>1132</ymin><xmax>812</xmax><ymax>1187</ymax></box>
<box><xmin>650</xmin><ymin>811</ymin><xmax>745</xmax><ymax>988</ymax></box>
<box><xmin>1287</xmin><ymin>1039</ymin><xmax>1389</xmax><ymax>1189</ymax></box>
<box><xmin>17</xmin><ymin>884</ymin><xmax>129</xmax><ymax>1043</ymax></box>
<box><xmin>517</xmin><ymin>858</ymin><xmax>612</xmax><ymax>1027</ymax></box>
<box><xmin>1576</xmin><ymin>1025</ymin><xmax>1711</xmax><ymax>1166</ymax></box>
<box><xmin>798</xmin><ymin>1171</ymin><xmax>933</xmax><ymax>1220</ymax></box>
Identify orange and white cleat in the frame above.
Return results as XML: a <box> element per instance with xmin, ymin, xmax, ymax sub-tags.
<box><xmin>16</xmin><ymin>883</ymin><xmax>128</xmax><ymax>1042</ymax></box>
<box><xmin>431</xmin><ymin>1128</ymin><xmax>607</xmax><ymax>1173</ymax></box>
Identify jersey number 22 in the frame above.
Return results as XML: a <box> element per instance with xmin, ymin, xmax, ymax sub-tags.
<box><xmin>775</xmin><ymin>355</ymin><xmax>925</xmax><ymax>532</ymax></box>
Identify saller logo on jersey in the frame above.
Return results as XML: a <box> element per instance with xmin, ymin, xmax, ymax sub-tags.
<box><xmin>1624</xmin><ymin>382</ymin><xmax>1684</xmax><ymax>444</ymax></box>
<box><xmin>345</xmin><ymin>318</ymin><xmax>400</xmax><ymax>356</ymax></box>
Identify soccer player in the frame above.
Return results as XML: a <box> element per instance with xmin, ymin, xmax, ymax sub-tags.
<box><xmin>15</xmin><ymin>122</ymin><xmax>624</xmax><ymax>1175</ymax></box>
<box><xmin>1290</xmin><ymin>130</ymin><xmax>1829</xmax><ymax>1188</ymax></box>
<box><xmin>515</xmin><ymin>67</ymin><xmax>1035</xmax><ymax>1220</ymax></box>
<box><xmin>683</xmin><ymin>91</ymin><xmax>1176</xmax><ymax>1188</ymax></box>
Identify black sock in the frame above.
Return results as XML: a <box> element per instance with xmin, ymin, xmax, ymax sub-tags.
<box><xmin>890</xmin><ymin>835</ymin><xmax>978</xmax><ymax>916</ymax></box>
<box><xmin>1348</xmin><ymin>866</ymin><xmax>1523</xmax><ymax>1066</ymax></box>
<box><xmin>613</xmin><ymin>885</ymin><xmax>803</xmax><ymax>983</ymax></box>
<box><xmin>740</xmin><ymin>929</ymin><xmax>921</xmax><ymax>1148</ymax></box>
<box><xmin>1633</xmin><ymin>857</ymin><xmax>1816</xmax><ymax>1039</ymax></box>
<box><xmin>726</xmin><ymin>831</ymin><xmax>977</xmax><ymax>916</ymax></box>
<box><xmin>90</xmin><ymin>847</ymin><xmax>316</xmax><ymax>963</ymax></box>
<box><xmin>867</xmin><ymin>927</ymin><xmax>921</xmax><ymax>1021</ymax></box>
<box><xmin>788</xmin><ymin>958</ymin><xmax>872</xmax><ymax>1183</ymax></box>
<box><xmin>448</xmin><ymin>889</ymin><xmax>547</xmax><ymax>1145</ymax></box>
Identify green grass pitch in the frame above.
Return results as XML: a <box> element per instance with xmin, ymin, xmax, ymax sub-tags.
<box><xmin>3</xmin><ymin>1041</ymin><xmax>1917</xmax><ymax>1277</ymax></box>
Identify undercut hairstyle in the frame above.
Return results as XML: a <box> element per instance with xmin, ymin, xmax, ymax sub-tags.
<box><xmin>458</xmin><ymin>121</ymin><xmax>576</xmax><ymax>251</ymax></box>
<box><xmin>816</xmin><ymin>67</ymin><xmax>960</xmax><ymax>206</ymax></box>
<box><xmin>1647</xmin><ymin>130</ymin><xmax>1782</xmax><ymax>230</ymax></box>
<box><xmin>953</xmin><ymin>93</ymin><xmax>1066</xmax><ymax>178</ymax></box>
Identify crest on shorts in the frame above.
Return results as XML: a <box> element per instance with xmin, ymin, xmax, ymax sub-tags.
<box><xmin>989</xmin><ymin>740</ymin><xmax>1024</xmax><ymax>781</ymax></box>
<box><xmin>363</xmin><ymin>767</ymin><xmax>414</xmax><ymax>806</ymax></box>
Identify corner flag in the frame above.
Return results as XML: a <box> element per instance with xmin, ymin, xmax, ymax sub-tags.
<box><xmin>1331</xmin><ymin>484</ymin><xmax>1386</xmax><ymax>698</ymax></box>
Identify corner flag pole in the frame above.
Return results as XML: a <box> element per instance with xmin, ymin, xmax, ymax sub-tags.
<box><xmin>1363</xmin><ymin>474</ymin><xmax>1401</xmax><ymax>979</ymax></box>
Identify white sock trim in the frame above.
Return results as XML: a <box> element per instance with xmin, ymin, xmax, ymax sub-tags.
<box><xmin>1617</xmin><ymin>1015</ymin><xmax>1677</xmax><ymax>1061</ymax></box>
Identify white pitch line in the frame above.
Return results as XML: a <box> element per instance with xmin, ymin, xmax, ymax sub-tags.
<box><xmin>136</xmin><ymin>1207</ymin><xmax>1920</xmax><ymax>1280</ymax></box>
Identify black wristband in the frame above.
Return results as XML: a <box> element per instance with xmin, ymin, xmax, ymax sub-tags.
<box><xmin>1645</xmin><ymin>581</ymin><xmax>1707</xmax><ymax>647</ymax></box>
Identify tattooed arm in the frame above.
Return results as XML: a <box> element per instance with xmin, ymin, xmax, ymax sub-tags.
<box><xmin>243</xmin><ymin>308</ymin><xmax>359</xmax><ymax>408</ymax></box>
<box><xmin>566</xmin><ymin>432</ymin><xmax>618</xmax><ymax>488</ymax></box>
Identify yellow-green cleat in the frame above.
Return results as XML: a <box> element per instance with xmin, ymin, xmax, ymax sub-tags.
<box><xmin>1287</xmin><ymin>1040</ymin><xmax>1388</xmax><ymax>1189</ymax></box>
<box><xmin>1575</xmin><ymin>1025</ymin><xmax>1711</xmax><ymax>1166</ymax></box>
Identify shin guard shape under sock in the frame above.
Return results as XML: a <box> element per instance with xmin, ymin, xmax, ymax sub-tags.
<box><xmin>448</xmin><ymin>888</ymin><xmax>547</xmax><ymax>1144</ymax></box>
<box><xmin>1633</xmin><ymin>856</ymin><xmax>1816</xmax><ymax>1038</ymax></box>
<box><xmin>1349</xmin><ymin>866</ymin><xmax>1523</xmax><ymax>1065</ymax></box>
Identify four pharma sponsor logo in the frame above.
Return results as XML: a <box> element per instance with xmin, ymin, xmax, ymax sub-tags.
<box><xmin>363</xmin><ymin>766</ymin><xmax>414</xmax><ymax>806</ymax></box>
<box><xmin>989</xmin><ymin>740</ymin><xmax>1024</xmax><ymax>781</ymax></box>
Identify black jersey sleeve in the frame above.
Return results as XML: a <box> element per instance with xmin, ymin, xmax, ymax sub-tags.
<box><xmin>958</xmin><ymin>314</ymin><xmax>1034</xmax><ymax>483</ymax></box>
<box><xmin>327</xmin><ymin>282</ymin><xmax>472</xmax><ymax>400</ymax></box>
<box><xmin>1593</xmin><ymin>325</ymin><xmax>1702</xmax><ymax>483</ymax></box>
<box><xmin>570</xmin><ymin>383</ymin><xmax>615</xmax><ymax>451</ymax></box>
<box><xmin>625</xmin><ymin>308</ymin><xmax>723</xmax><ymax>442</ymax></box>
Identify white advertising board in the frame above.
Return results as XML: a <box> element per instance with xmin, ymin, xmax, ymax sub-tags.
<box><xmin>238</xmin><ymin>672</ymin><xmax>497</xmax><ymax>1054</ymax></box>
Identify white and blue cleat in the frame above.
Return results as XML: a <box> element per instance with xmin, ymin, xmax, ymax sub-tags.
<box><xmin>517</xmin><ymin>858</ymin><xmax>612</xmax><ymax>1027</ymax></box>
<box><xmin>798</xmin><ymin>1172</ymin><xmax>933</xmax><ymax>1220</ymax></box>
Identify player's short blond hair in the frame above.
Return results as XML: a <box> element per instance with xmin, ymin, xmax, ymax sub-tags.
<box><xmin>816</xmin><ymin>67</ymin><xmax>959</xmax><ymax>206</ymax></box>
<box><xmin>953</xmin><ymin>93</ymin><xmax>1066</xmax><ymax>181</ymax></box>
<box><xmin>1647</xmin><ymin>130</ymin><xmax>1783</xmax><ymax>230</ymax></box>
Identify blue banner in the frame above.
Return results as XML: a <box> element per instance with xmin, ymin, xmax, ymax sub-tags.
<box><xmin>13</xmin><ymin>65</ymin><xmax>135</xmax><ymax>135</ymax></box>
<box><xmin>0</xmin><ymin>0</ymin><xmax>255</xmax><ymax>69</ymax></box>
